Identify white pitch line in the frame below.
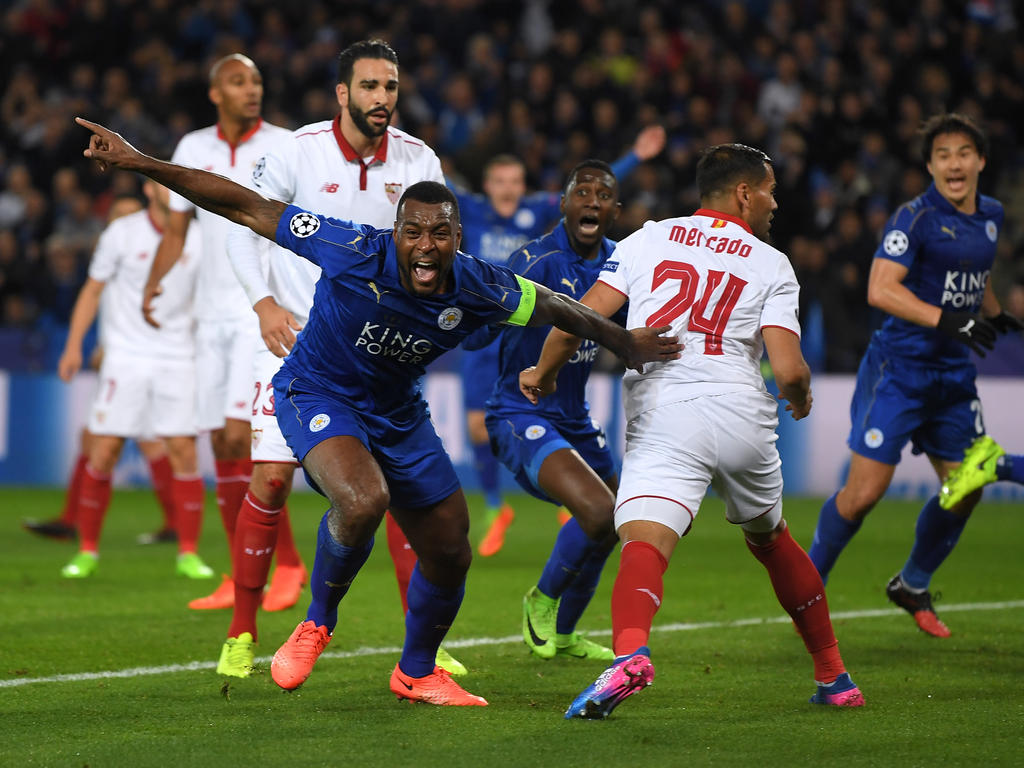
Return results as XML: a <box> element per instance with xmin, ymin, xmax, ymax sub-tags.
<box><xmin>3</xmin><ymin>599</ymin><xmax>1022</xmax><ymax>689</ymax></box>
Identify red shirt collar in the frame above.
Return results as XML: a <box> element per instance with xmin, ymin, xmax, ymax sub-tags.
<box><xmin>332</xmin><ymin>115</ymin><xmax>389</xmax><ymax>164</ymax></box>
<box><xmin>693</xmin><ymin>208</ymin><xmax>752</xmax><ymax>234</ymax></box>
<box><xmin>215</xmin><ymin>118</ymin><xmax>263</xmax><ymax>149</ymax></box>
<box><xmin>146</xmin><ymin>209</ymin><xmax>164</xmax><ymax>235</ymax></box>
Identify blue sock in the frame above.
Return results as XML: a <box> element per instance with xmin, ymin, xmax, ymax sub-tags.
<box><xmin>400</xmin><ymin>564</ymin><xmax>464</xmax><ymax>677</ymax></box>
<box><xmin>901</xmin><ymin>495</ymin><xmax>970</xmax><ymax>590</ymax></box>
<box><xmin>556</xmin><ymin>540</ymin><xmax>614</xmax><ymax>634</ymax></box>
<box><xmin>472</xmin><ymin>442</ymin><xmax>502</xmax><ymax>509</ymax></box>
<box><xmin>996</xmin><ymin>454</ymin><xmax>1024</xmax><ymax>483</ymax></box>
<box><xmin>808</xmin><ymin>492</ymin><xmax>862</xmax><ymax>584</ymax></box>
<box><xmin>537</xmin><ymin>517</ymin><xmax>602</xmax><ymax>599</ymax></box>
<box><xmin>305</xmin><ymin>511</ymin><xmax>374</xmax><ymax>632</ymax></box>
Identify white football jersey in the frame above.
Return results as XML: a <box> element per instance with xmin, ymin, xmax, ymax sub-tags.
<box><xmin>251</xmin><ymin>118</ymin><xmax>444</xmax><ymax>323</ymax></box>
<box><xmin>599</xmin><ymin>210</ymin><xmax>801</xmax><ymax>414</ymax></box>
<box><xmin>168</xmin><ymin>119</ymin><xmax>291</xmax><ymax>321</ymax></box>
<box><xmin>88</xmin><ymin>208</ymin><xmax>201</xmax><ymax>360</ymax></box>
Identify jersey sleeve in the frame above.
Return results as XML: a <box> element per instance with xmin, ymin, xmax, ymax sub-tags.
<box><xmin>873</xmin><ymin>202</ymin><xmax>925</xmax><ymax>269</ymax></box>
<box><xmin>274</xmin><ymin>204</ymin><xmax>378</xmax><ymax>276</ymax></box>
<box><xmin>760</xmin><ymin>255</ymin><xmax>802</xmax><ymax>337</ymax></box>
<box><xmin>167</xmin><ymin>138</ymin><xmax>196</xmax><ymax>215</ymax></box>
<box><xmin>251</xmin><ymin>136</ymin><xmax>296</xmax><ymax>202</ymax></box>
<box><xmin>461</xmin><ymin>256</ymin><xmax>536</xmax><ymax>326</ymax></box>
<box><xmin>87</xmin><ymin>220</ymin><xmax>123</xmax><ymax>282</ymax></box>
<box><xmin>596</xmin><ymin>234</ymin><xmax>635</xmax><ymax>298</ymax></box>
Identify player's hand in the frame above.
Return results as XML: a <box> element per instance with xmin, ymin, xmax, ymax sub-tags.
<box><xmin>57</xmin><ymin>348</ymin><xmax>82</xmax><ymax>382</ymax></box>
<box><xmin>255</xmin><ymin>296</ymin><xmax>302</xmax><ymax>358</ymax></box>
<box><xmin>621</xmin><ymin>325</ymin><xmax>682</xmax><ymax>373</ymax></box>
<box><xmin>632</xmin><ymin>125</ymin><xmax>667</xmax><ymax>161</ymax></box>
<box><xmin>75</xmin><ymin>117</ymin><xmax>143</xmax><ymax>172</ymax></box>
<box><xmin>519</xmin><ymin>366</ymin><xmax>557</xmax><ymax>405</ymax></box>
<box><xmin>779</xmin><ymin>390</ymin><xmax>812</xmax><ymax>421</ymax></box>
<box><xmin>986</xmin><ymin>311</ymin><xmax>1024</xmax><ymax>335</ymax></box>
<box><xmin>937</xmin><ymin>311</ymin><xmax>997</xmax><ymax>356</ymax></box>
<box><xmin>142</xmin><ymin>281</ymin><xmax>162</xmax><ymax>328</ymax></box>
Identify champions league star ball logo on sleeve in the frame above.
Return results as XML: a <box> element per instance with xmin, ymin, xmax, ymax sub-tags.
<box><xmin>437</xmin><ymin>307</ymin><xmax>463</xmax><ymax>330</ymax></box>
<box><xmin>883</xmin><ymin>230</ymin><xmax>908</xmax><ymax>257</ymax></box>
<box><xmin>290</xmin><ymin>212</ymin><xmax>321</xmax><ymax>238</ymax></box>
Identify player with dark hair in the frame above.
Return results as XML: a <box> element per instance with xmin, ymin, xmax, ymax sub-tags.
<box><xmin>480</xmin><ymin>159</ymin><xmax>623</xmax><ymax>661</ymax></box>
<box><xmin>220</xmin><ymin>38</ymin><xmax>463</xmax><ymax>678</ymax></box>
<box><xmin>141</xmin><ymin>54</ymin><xmax>302</xmax><ymax>598</ymax></box>
<box><xmin>76</xmin><ymin>117</ymin><xmax>680</xmax><ymax>706</ymax></box>
<box><xmin>807</xmin><ymin>113</ymin><xmax>1023</xmax><ymax>637</ymax></box>
<box><xmin>458</xmin><ymin>129</ymin><xmax>666</xmax><ymax>556</ymax></box>
<box><xmin>522</xmin><ymin>143</ymin><xmax>863</xmax><ymax>718</ymax></box>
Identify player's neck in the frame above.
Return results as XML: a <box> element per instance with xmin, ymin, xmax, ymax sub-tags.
<box><xmin>218</xmin><ymin>115</ymin><xmax>261</xmax><ymax>147</ymax></box>
<box><xmin>339</xmin><ymin>118</ymin><xmax>383</xmax><ymax>158</ymax></box>
<box><xmin>491</xmin><ymin>199</ymin><xmax>518</xmax><ymax>218</ymax></box>
<box><xmin>148</xmin><ymin>205</ymin><xmax>169</xmax><ymax>232</ymax></box>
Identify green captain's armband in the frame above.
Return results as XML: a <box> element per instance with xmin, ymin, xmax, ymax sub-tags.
<box><xmin>505</xmin><ymin>275</ymin><xmax>537</xmax><ymax>326</ymax></box>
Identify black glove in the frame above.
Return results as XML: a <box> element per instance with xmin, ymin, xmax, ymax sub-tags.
<box><xmin>937</xmin><ymin>311</ymin><xmax>997</xmax><ymax>356</ymax></box>
<box><xmin>987</xmin><ymin>311</ymin><xmax>1024</xmax><ymax>335</ymax></box>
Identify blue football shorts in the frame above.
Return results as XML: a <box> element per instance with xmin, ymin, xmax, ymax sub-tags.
<box><xmin>485</xmin><ymin>410</ymin><xmax>617</xmax><ymax>503</ymax></box>
<box><xmin>275</xmin><ymin>375</ymin><xmax>460</xmax><ymax>509</ymax></box>
<box><xmin>847</xmin><ymin>342</ymin><xmax>984</xmax><ymax>465</ymax></box>
<box><xmin>460</xmin><ymin>339</ymin><xmax>500</xmax><ymax>411</ymax></box>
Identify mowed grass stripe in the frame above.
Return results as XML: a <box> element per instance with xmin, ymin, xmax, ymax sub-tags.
<box><xmin>5</xmin><ymin>599</ymin><xmax>1022</xmax><ymax>689</ymax></box>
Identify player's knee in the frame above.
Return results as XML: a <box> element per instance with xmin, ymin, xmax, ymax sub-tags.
<box><xmin>251</xmin><ymin>466</ymin><xmax>292</xmax><ymax>507</ymax></box>
<box><xmin>421</xmin><ymin>538</ymin><xmax>472</xmax><ymax>583</ymax></box>
<box><xmin>836</xmin><ymin>484</ymin><xmax>883</xmax><ymax>520</ymax></box>
<box><xmin>567</xmin><ymin>494</ymin><xmax>615</xmax><ymax>540</ymax></box>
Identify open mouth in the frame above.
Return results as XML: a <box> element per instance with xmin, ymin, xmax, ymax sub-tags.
<box><xmin>368</xmin><ymin>109</ymin><xmax>390</xmax><ymax>124</ymax></box>
<box><xmin>577</xmin><ymin>214</ymin><xmax>600</xmax><ymax>236</ymax></box>
<box><xmin>946</xmin><ymin>176</ymin><xmax>966</xmax><ymax>194</ymax></box>
<box><xmin>411</xmin><ymin>259</ymin><xmax>439</xmax><ymax>287</ymax></box>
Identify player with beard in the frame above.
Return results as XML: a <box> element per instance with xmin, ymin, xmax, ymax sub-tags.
<box><xmin>76</xmin><ymin>117</ymin><xmax>681</xmax><ymax>704</ymax></box>
<box><xmin>480</xmin><ymin>160</ymin><xmax>626</xmax><ymax>662</ymax></box>
<box><xmin>219</xmin><ymin>39</ymin><xmax>463</xmax><ymax>677</ymax></box>
<box><xmin>141</xmin><ymin>55</ymin><xmax>305</xmax><ymax>602</ymax></box>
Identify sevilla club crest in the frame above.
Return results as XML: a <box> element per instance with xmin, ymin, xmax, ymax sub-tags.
<box><xmin>385</xmin><ymin>183</ymin><xmax>403</xmax><ymax>205</ymax></box>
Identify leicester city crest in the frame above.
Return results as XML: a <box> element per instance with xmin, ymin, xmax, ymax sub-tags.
<box><xmin>437</xmin><ymin>307</ymin><xmax>463</xmax><ymax>330</ymax></box>
<box><xmin>985</xmin><ymin>220</ymin><xmax>997</xmax><ymax>242</ymax></box>
<box><xmin>290</xmin><ymin>212</ymin><xmax>321</xmax><ymax>238</ymax></box>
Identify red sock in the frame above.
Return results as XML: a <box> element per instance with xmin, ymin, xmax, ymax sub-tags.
<box><xmin>385</xmin><ymin>511</ymin><xmax>416</xmax><ymax>614</ymax></box>
<box><xmin>147</xmin><ymin>454</ymin><xmax>175</xmax><ymax>530</ymax></box>
<box><xmin>60</xmin><ymin>453</ymin><xmax>88</xmax><ymax>525</ymax></box>
<box><xmin>228</xmin><ymin>491</ymin><xmax>281</xmax><ymax>640</ymax></box>
<box><xmin>173</xmin><ymin>475</ymin><xmax>205</xmax><ymax>554</ymax></box>
<box><xmin>215</xmin><ymin>459</ymin><xmax>251</xmax><ymax>547</ymax></box>
<box><xmin>272</xmin><ymin>505</ymin><xmax>303</xmax><ymax>568</ymax></box>
<box><xmin>611</xmin><ymin>540</ymin><xmax>668</xmax><ymax>656</ymax></box>
<box><xmin>746</xmin><ymin>526</ymin><xmax>846</xmax><ymax>683</ymax></box>
<box><xmin>77</xmin><ymin>464</ymin><xmax>112</xmax><ymax>552</ymax></box>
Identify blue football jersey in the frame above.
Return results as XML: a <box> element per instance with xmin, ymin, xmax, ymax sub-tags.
<box><xmin>872</xmin><ymin>183</ymin><xmax>1003</xmax><ymax>366</ymax></box>
<box><xmin>454</xmin><ymin>190</ymin><xmax>561</xmax><ymax>267</ymax></box>
<box><xmin>272</xmin><ymin>205</ymin><xmax>532</xmax><ymax>417</ymax></box>
<box><xmin>487</xmin><ymin>222</ymin><xmax>625</xmax><ymax>421</ymax></box>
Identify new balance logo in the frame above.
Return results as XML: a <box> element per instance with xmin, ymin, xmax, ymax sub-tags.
<box><xmin>636</xmin><ymin>588</ymin><xmax>661</xmax><ymax>607</ymax></box>
<box><xmin>319</xmin><ymin>182</ymin><xmax>339</xmax><ymax>193</ymax></box>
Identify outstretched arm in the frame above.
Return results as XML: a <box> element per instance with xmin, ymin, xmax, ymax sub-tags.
<box><xmin>520</xmin><ymin>281</ymin><xmax>677</xmax><ymax>403</ymax></box>
<box><xmin>77</xmin><ymin>118</ymin><xmax>285</xmax><ymax>241</ymax></box>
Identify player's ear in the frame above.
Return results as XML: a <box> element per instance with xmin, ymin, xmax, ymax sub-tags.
<box><xmin>208</xmin><ymin>86</ymin><xmax>222</xmax><ymax>107</ymax></box>
<box><xmin>335</xmin><ymin>82</ymin><xmax>349</xmax><ymax>109</ymax></box>
<box><xmin>454</xmin><ymin>223</ymin><xmax>463</xmax><ymax>250</ymax></box>
<box><xmin>611</xmin><ymin>200</ymin><xmax>622</xmax><ymax>223</ymax></box>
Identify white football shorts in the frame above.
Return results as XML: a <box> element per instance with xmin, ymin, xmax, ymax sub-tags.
<box><xmin>249</xmin><ymin>344</ymin><xmax>298</xmax><ymax>464</ymax></box>
<box><xmin>195</xmin><ymin>318</ymin><xmax>260</xmax><ymax>431</ymax></box>
<box><xmin>88</xmin><ymin>351</ymin><xmax>197</xmax><ymax>437</ymax></box>
<box><xmin>614</xmin><ymin>389</ymin><xmax>784</xmax><ymax>537</ymax></box>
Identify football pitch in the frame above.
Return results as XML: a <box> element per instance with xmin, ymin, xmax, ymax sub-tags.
<box><xmin>2</xmin><ymin>488</ymin><xmax>1021</xmax><ymax>767</ymax></box>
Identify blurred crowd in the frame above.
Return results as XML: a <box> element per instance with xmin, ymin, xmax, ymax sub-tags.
<box><xmin>1</xmin><ymin>0</ymin><xmax>1023</xmax><ymax>372</ymax></box>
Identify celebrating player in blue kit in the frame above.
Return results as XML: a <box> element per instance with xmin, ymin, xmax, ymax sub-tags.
<box><xmin>479</xmin><ymin>160</ymin><xmax>625</xmax><ymax>661</ymax></box>
<box><xmin>807</xmin><ymin>114</ymin><xmax>1024</xmax><ymax>637</ymax></box>
<box><xmin>76</xmin><ymin>117</ymin><xmax>681</xmax><ymax>706</ymax></box>
<box><xmin>456</xmin><ymin>128</ymin><xmax>666</xmax><ymax>556</ymax></box>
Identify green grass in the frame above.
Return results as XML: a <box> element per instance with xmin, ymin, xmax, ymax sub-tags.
<box><xmin>1</xmin><ymin>488</ymin><xmax>1022</xmax><ymax>767</ymax></box>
